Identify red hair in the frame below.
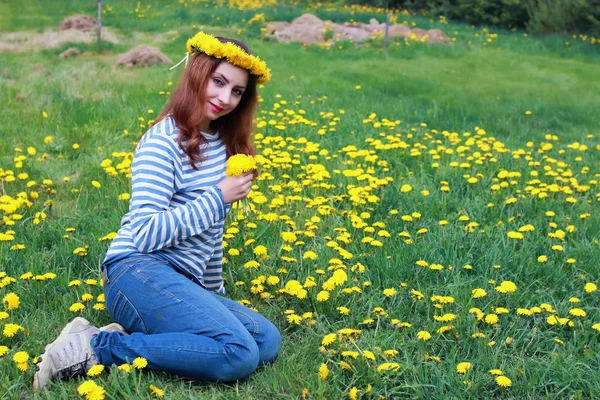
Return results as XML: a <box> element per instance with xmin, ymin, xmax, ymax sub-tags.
<box><xmin>155</xmin><ymin>37</ymin><xmax>257</xmax><ymax>169</ymax></box>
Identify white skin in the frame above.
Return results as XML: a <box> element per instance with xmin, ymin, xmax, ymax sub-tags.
<box><xmin>199</xmin><ymin>61</ymin><xmax>254</xmax><ymax>204</ymax></box>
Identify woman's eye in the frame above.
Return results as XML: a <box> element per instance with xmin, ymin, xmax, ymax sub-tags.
<box><xmin>213</xmin><ymin>78</ymin><xmax>223</xmax><ymax>85</ymax></box>
<box><xmin>233</xmin><ymin>89</ymin><xmax>242</xmax><ymax>96</ymax></box>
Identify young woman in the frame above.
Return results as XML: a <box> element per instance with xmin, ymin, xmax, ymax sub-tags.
<box><xmin>34</xmin><ymin>32</ymin><xmax>281</xmax><ymax>391</ymax></box>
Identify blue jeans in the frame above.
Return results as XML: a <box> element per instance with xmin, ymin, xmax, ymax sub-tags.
<box><xmin>91</xmin><ymin>254</ymin><xmax>282</xmax><ymax>381</ymax></box>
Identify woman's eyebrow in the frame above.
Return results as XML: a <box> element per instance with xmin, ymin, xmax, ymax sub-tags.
<box><xmin>215</xmin><ymin>72</ymin><xmax>246</xmax><ymax>89</ymax></box>
<box><xmin>215</xmin><ymin>72</ymin><xmax>230</xmax><ymax>84</ymax></box>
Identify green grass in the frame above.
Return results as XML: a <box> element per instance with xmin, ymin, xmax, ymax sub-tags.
<box><xmin>1</xmin><ymin>0</ymin><xmax>600</xmax><ymax>398</ymax></box>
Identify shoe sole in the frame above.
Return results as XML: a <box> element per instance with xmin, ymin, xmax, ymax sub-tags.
<box><xmin>33</xmin><ymin>317</ymin><xmax>90</xmax><ymax>391</ymax></box>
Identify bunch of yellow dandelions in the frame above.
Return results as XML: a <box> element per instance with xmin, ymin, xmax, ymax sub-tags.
<box><xmin>225</xmin><ymin>154</ymin><xmax>257</xmax><ymax>218</ymax></box>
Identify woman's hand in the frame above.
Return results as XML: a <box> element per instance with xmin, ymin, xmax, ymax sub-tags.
<box><xmin>217</xmin><ymin>173</ymin><xmax>253</xmax><ymax>204</ymax></box>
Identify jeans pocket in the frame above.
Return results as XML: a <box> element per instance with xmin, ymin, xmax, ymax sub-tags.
<box><xmin>103</xmin><ymin>260</ymin><xmax>129</xmax><ymax>289</ymax></box>
<box><xmin>108</xmin><ymin>290</ymin><xmax>149</xmax><ymax>334</ymax></box>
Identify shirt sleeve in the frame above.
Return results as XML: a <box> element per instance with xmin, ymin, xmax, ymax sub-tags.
<box><xmin>128</xmin><ymin>133</ymin><xmax>226</xmax><ymax>253</ymax></box>
<box><xmin>204</xmin><ymin>230</ymin><xmax>225</xmax><ymax>293</ymax></box>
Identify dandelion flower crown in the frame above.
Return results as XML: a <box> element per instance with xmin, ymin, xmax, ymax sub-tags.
<box><xmin>172</xmin><ymin>31</ymin><xmax>271</xmax><ymax>84</ymax></box>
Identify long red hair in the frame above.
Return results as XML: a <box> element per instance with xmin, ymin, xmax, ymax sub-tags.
<box><xmin>155</xmin><ymin>37</ymin><xmax>257</xmax><ymax>169</ymax></box>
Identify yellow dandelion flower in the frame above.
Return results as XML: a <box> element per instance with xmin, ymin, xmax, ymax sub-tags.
<box><xmin>132</xmin><ymin>357</ymin><xmax>148</xmax><ymax>369</ymax></box>
<box><xmin>322</xmin><ymin>333</ymin><xmax>337</xmax><ymax>346</ymax></box>
<box><xmin>377</xmin><ymin>362</ymin><xmax>400</xmax><ymax>372</ymax></box>
<box><xmin>20</xmin><ymin>272</ymin><xmax>33</xmax><ymax>280</ymax></box>
<box><xmin>456</xmin><ymin>362</ymin><xmax>472</xmax><ymax>374</ymax></box>
<box><xmin>495</xmin><ymin>281</ymin><xmax>517</xmax><ymax>293</ymax></box>
<box><xmin>316</xmin><ymin>291</ymin><xmax>330</xmax><ymax>302</ymax></box>
<box><xmin>87</xmin><ymin>364</ymin><xmax>105</xmax><ymax>376</ymax></box>
<box><xmin>496</xmin><ymin>375</ymin><xmax>512</xmax><ymax>387</ymax></box>
<box><xmin>118</xmin><ymin>363</ymin><xmax>132</xmax><ymax>373</ymax></box>
<box><xmin>149</xmin><ymin>384</ymin><xmax>165</xmax><ymax>398</ymax></box>
<box><xmin>416</xmin><ymin>331</ymin><xmax>431</xmax><ymax>341</ymax></box>
<box><xmin>281</xmin><ymin>232</ymin><xmax>297</xmax><ymax>243</ymax></box>
<box><xmin>383</xmin><ymin>349</ymin><xmax>399</xmax><ymax>357</ymax></box>
<box><xmin>363</xmin><ymin>350</ymin><xmax>376</xmax><ymax>361</ymax></box>
<box><xmin>3</xmin><ymin>323</ymin><xmax>25</xmax><ymax>337</ymax></box>
<box><xmin>69</xmin><ymin>302</ymin><xmax>85</xmax><ymax>312</ymax></box>
<box><xmin>400</xmin><ymin>184</ymin><xmax>412</xmax><ymax>193</ymax></box>
<box><xmin>266</xmin><ymin>276</ymin><xmax>280</xmax><ymax>285</ymax></box>
<box><xmin>337</xmin><ymin>306</ymin><xmax>350</xmax><ymax>315</ymax></box>
<box><xmin>0</xmin><ymin>345</ymin><xmax>9</xmax><ymax>356</ymax></box>
<box><xmin>12</xmin><ymin>351</ymin><xmax>28</xmax><ymax>363</ymax></box>
<box><xmin>3</xmin><ymin>292</ymin><xmax>20</xmax><ymax>310</ymax></box>
<box><xmin>243</xmin><ymin>260</ymin><xmax>260</xmax><ymax>269</ymax></box>
<box><xmin>507</xmin><ymin>231</ymin><xmax>524</xmax><ymax>240</ymax></box>
<box><xmin>318</xmin><ymin>363</ymin><xmax>329</xmax><ymax>380</ymax></box>
<box><xmin>569</xmin><ymin>308</ymin><xmax>586</xmax><ymax>317</ymax></box>
<box><xmin>489</xmin><ymin>369</ymin><xmax>503</xmax><ymax>376</ymax></box>
<box><xmin>226</xmin><ymin>154</ymin><xmax>257</xmax><ymax>177</ymax></box>
<box><xmin>585</xmin><ymin>283</ymin><xmax>597</xmax><ymax>293</ymax></box>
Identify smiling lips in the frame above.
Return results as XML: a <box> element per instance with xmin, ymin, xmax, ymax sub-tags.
<box><xmin>210</xmin><ymin>102</ymin><xmax>224</xmax><ymax>113</ymax></box>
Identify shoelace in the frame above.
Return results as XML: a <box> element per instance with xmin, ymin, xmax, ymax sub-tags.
<box><xmin>57</xmin><ymin>353</ymin><xmax>92</xmax><ymax>380</ymax></box>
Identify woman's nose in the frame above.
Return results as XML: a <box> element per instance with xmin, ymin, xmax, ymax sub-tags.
<box><xmin>218</xmin><ymin>90</ymin><xmax>231</xmax><ymax>106</ymax></box>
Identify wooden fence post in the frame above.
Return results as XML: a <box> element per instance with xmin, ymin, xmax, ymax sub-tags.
<box><xmin>383</xmin><ymin>13</ymin><xmax>390</xmax><ymax>51</ymax></box>
<box><xmin>97</xmin><ymin>0</ymin><xmax>102</xmax><ymax>46</ymax></box>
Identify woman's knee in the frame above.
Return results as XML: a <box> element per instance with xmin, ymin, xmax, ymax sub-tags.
<box><xmin>257</xmin><ymin>319</ymin><xmax>282</xmax><ymax>365</ymax></box>
<box><xmin>219</xmin><ymin>336</ymin><xmax>260</xmax><ymax>381</ymax></box>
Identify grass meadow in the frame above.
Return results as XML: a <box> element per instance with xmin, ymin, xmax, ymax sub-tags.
<box><xmin>1</xmin><ymin>0</ymin><xmax>600</xmax><ymax>398</ymax></box>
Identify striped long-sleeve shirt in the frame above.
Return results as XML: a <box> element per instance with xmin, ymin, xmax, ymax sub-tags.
<box><xmin>102</xmin><ymin>116</ymin><xmax>230</xmax><ymax>293</ymax></box>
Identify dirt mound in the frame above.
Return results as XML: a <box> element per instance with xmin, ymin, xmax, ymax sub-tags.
<box><xmin>58</xmin><ymin>47</ymin><xmax>81</xmax><ymax>58</ymax></box>
<box><xmin>266</xmin><ymin>13</ymin><xmax>450</xmax><ymax>45</ymax></box>
<box><xmin>269</xmin><ymin>14</ymin><xmax>326</xmax><ymax>45</ymax></box>
<box><xmin>59</xmin><ymin>14</ymin><xmax>97</xmax><ymax>32</ymax></box>
<box><xmin>116</xmin><ymin>45</ymin><xmax>173</xmax><ymax>67</ymax></box>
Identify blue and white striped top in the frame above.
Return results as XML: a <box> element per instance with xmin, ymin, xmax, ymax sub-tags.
<box><xmin>103</xmin><ymin>116</ymin><xmax>230</xmax><ymax>293</ymax></box>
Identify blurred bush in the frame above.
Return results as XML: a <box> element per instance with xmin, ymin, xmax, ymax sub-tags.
<box><xmin>341</xmin><ymin>0</ymin><xmax>600</xmax><ymax>35</ymax></box>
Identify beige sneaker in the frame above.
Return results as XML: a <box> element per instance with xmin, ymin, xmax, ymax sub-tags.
<box><xmin>99</xmin><ymin>322</ymin><xmax>127</xmax><ymax>334</ymax></box>
<box><xmin>33</xmin><ymin>317</ymin><xmax>100</xmax><ymax>391</ymax></box>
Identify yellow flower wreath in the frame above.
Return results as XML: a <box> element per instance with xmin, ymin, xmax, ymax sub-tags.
<box><xmin>186</xmin><ymin>31</ymin><xmax>271</xmax><ymax>84</ymax></box>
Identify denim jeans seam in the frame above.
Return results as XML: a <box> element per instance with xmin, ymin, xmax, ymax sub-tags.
<box><xmin>105</xmin><ymin>258</ymin><xmax>163</xmax><ymax>287</ymax></box>
<box><xmin>126</xmin><ymin>268</ymin><xmax>243</xmax><ymax>352</ymax></box>
<box><xmin>112</xmin><ymin>290</ymin><xmax>149</xmax><ymax>334</ymax></box>
<box><xmin>228</xmin><ymin>308</ymin><xmax>260</xmax><ymax>338</ymax></box>
<box><xmin>109</xmin><ymin>343</ymin><xmax>228</xmax><ymax>355</ymax></box>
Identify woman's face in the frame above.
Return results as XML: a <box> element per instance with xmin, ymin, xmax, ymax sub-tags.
<box><xmin>204</xmin><ymin>61</ymin><xmax>249</xmax><ymax>123</ymax></box>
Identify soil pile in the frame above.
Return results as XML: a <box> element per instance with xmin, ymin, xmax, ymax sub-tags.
<box><xmin>59</xmin><ymin>14</ymin><xmax>97</xmax><ymax>31</ymax></box>
<box><xmin>116</xmin><ymin>45</ymin><xmax>173</xmax><ymax>67</ymax></box>
<box><xmin>58</xmin><ymin>47</ymin><xmax>81</xmax><ymax>58</ymax></box>
<box><xmin>266</xmin><ymin>13</ymin><xmax>450</xmax><ymax>45</ymax></box>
